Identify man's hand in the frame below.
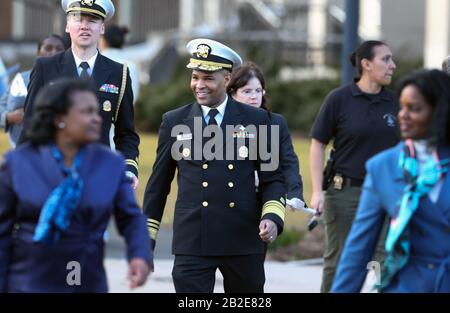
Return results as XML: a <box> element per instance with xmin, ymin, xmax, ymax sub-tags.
<box><xmin>310</xmin><ymin>191</ymin><xmax>325</xmax><ymax>214</ymax></box>
<box><xmin>6</xmin><ymin>108</ymin><xmax>24</xmax><ymax>125</ymax></box>
<box><xmin>259</xmin><ymin>219</ymin><xmax>278</xmax><ymax>243</ymax></box>
<box><xmin>127</xmin><ymin>258</ymin><xmax>150</xmax><ymax>289</ymax></box>
<box><xmin>126</xmin><ymin>171</ymin><xmax>139</xmax><ymax>190</ymax></box>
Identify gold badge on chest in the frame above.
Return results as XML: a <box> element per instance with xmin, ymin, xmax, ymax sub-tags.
<box><xmin>103</xmin><ymin>100</ymin><xmax>112</xmax><ymax>112</ymax></box>
<box><xmin>238</xmin><ymin>146</ymin><xmax>249</xmax><ymax>158</ymax></box>
<box><xmin>182</xmin><ymin>148</ymin><xmax>191</xmax><ymax>158</ymax></box>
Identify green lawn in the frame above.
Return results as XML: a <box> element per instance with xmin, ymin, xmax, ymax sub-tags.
<box><xmin>0</xmin><ymin>132</ymin><xmax>312</xmax><ymax>229</ymax></box>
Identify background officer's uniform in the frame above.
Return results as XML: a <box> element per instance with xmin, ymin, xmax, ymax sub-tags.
<box><xmin>19</xmin><ymin>0</ymin><xmax>139</xmax><ymax>176</ymax></box>
<box><xmin>310</xmin><ymin>81</ymin><xmax>399</xmax><ymax>292</ymax></box>
<box><xmin>143</xmin><ymin>39</ymin><xmax>286</xmax><ymax>292</ymax></box>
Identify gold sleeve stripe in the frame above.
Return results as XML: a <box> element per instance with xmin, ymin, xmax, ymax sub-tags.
<box><xmin>148</xmin><ymin>222</ymin><xmax>160</xmax><ymax>229</ymax></box>
<box><xmin>126</xmin><ymin>159</ymin><xmax>139</xmax><ymax>166</ymax></box>
<box><xmin>147</xmin><ymin>218</ymin><xmax>160</xmax><ymax>226</ymax></box>
<box><xmin>125</xmin><ymin>159</ymin><xmax>139</xmax><ymax>170</ymax></box>
<box><xmin>148</xmin><ymin>226</ymin><xmax>158</xmax><ymax>241</ymax></box>
<box><xmin>261</xmin><ymin>200</ymin><xmax>286</xmax><ymax>221</ymax></box>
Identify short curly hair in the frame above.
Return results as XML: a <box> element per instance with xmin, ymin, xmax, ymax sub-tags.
<box><xmin>24</xmin><ymin>78</ymin><xmax>97</xmax><ymax>144</ymax></box>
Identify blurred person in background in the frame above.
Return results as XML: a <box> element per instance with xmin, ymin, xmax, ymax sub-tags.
<box><xmin>442</xmin><ymin>56</ymin><xmax>450</xmax><ymax>74</ymax></box>
<box><xmin>0</xmin><ymin>56</ymin><xmax>8</xmax><ymax>97</ymax></box>
<box><xmin>333</xmin><ymin>69</ymin><xmax>450</xmax><ymax>293</ymax></box>
<box><xmin>99</xmin><ymin>24</ymin><xmax>139</xmax><ymax>105</ymax></box>
<box><xmin>0</xmin><ymin>78</ymin><xmax>152</xmax><ymax>292</ymax></box>
<box><xmin>310</xmin><ymin>40</ymin><xmax>399</xmax><ymax>292</ymax></box>
<box><xmin>0</xmin><ymin>34</ymin><xmax>65</xmax><ymax>148</ymax></box>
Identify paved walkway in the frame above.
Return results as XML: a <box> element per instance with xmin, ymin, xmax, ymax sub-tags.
<box><xmin>105</xmin><ymin>224</ymin><xmax>376</xmax><ymax>293</ymax></box>
<box><xmin>105</xmin><ymin>259</ymin><xmax>323</xmax><ymax>293</ymax></box>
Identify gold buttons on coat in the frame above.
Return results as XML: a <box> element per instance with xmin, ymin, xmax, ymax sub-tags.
<box><xmin>228</xmin><ymin>182</ymin><xmax>234</xmax><ymax>188</ymax></box>
<box><xmin>228</xmin><ymin>164</ymin><xmax>234</xmax><ymax>170</ymax></box>
<box><xmin>203</xmin><ymin>163</ymin><xmax>208</xmax><ymax>170</ymax></box>
<box><xmin>202</xmin><ymin>182</ymin><xmax>208</xmax><ymax>188</ymax></box>
<box><xmin>202</xmin><ymin>201</ymin><xmax>209</xmax><ymax>207</ymax></box>
<box><xmin>229</xmin><ymin>202</ymin><xmax>235</xmax><ymax>208</ymax></box>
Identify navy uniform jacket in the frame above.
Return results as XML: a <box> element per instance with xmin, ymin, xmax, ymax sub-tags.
<box><xmin>270</xmin><ymin>112</ymin><xmax>304</xmax><ymax>200</ymax></box>
<box><xmin>332</xmin><ymin>143</ymin><xmax>450</xmax><ymax>292</ymax></box>
<box><xmin>143</xmin><ymin>98</ymin><xmax>286</xmax><ymax>256</ymax></box>
<box><xmin>0</xmin><ymin>143</ymin><xmax>151</xmax><ymax>292</ymax></box>
<box><xmin>20</xmin><ymin>49</ymin><xmax>139</xmax><ymax>176</ymax></box>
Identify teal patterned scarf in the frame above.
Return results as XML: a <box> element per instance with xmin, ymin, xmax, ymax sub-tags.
<box><xmin>33</xmin><ymin>145</ymin><xmax>85</xmax><ymax>244</ymax></box>
<box><xmin>378</xmin><ymin>139</ymin><xmax>450</xmax><ymax>290</ymax></box>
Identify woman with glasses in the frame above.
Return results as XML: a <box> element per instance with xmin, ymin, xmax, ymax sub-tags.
<box><xmin>227</xmin><ymin>61</ymin><xmax>305</xmax><ymax>233</ymax></box>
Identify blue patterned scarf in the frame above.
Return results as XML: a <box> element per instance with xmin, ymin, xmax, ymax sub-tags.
<box><xmin>33</xmin><ymin>145</ymin><xmax>85</xmax><ymax>244</ymax></box>
<box><xmin>378</xmin><ymin>140</ymin><xmax>450</xmax><ymax>290</ymax></box>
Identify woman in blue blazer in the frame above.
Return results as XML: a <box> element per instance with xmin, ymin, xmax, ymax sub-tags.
<box><xmin>0</xmin><ymin>78</ymin><xmax>152</xmax><ymax>292</ymax></box>
<box><xmin>332</xmin><ymin>69</ymin><xmax>450</xmax><ymax>292</ymax></box>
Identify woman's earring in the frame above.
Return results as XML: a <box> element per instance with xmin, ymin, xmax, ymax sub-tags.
<box><xmin>58</xmin><ymin>122</ymin><xmax>66</xmax><ymax>129</ymax></box>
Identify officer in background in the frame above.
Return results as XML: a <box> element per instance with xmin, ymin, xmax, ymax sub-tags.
<box><xmin>143</xmin><ymin>39</ymin><xmax>286</xmax><ymax>293</ymax></box>
<box><xmin>0</xmin><ymin>34</ymin><xmax>65</xmax><ymax>148</ymax></box>
<box><xmin>310</xmin><ymin>41</ymin><xmax>399</xmax><ymax>292</ymax></box>
<box><xmin>442</xmin><ymin>55</ymin><xmax>450</xmax><ymax>74</ymax></box>
<box><xmin>19</xmin><ymin>0</ymin><xmax>140</xmax><ymax>187</ymax></box>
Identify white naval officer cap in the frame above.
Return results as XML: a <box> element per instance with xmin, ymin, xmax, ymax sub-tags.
<box><xmin>186</xmin><ymin>38</ymin><xmax>243</xmax><ymax>72</ymax></box>
<box><xmin>62</xmin><ymin>0</ymin><xmax>115</xmax><ymax>21</ymax></box>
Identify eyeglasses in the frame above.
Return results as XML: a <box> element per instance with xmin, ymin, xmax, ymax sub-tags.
<box><xmin>238</xmin><ymin>88</ymin><xmax>266</xmax><ymax>97</ymax></box>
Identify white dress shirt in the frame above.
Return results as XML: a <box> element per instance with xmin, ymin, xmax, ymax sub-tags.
<box><xmin>72</xmin><ymin>51</ymin><xmax>98</xmax><ymax>77</ymax></box>
<box><xmin>201</xmin><ymin>95</ymin><xmax>228</xmax><ymax>127</ymax></box>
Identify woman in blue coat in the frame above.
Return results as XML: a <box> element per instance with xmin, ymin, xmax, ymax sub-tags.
<box><xmin>0</xmin><ymin>78</ymin><xmax>152</xmax><ymax>292</ymax></box>
<box><xmin>332</xmin><ymin>69</ymin><xmax>450</xmax><ymax>292</ymax></box>
<box><xmin>227</xmin><ymin>62</ymin><xmax>305</xmax><ymax>241</ymax></box>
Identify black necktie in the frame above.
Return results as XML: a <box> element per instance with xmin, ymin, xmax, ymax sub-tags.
<box><xmin>207</xmin><ymin>109</ymin><xmax>219</xmax><ymax>154</ymax></box>
<box><xmin>79</xmin><ymin>62</ymin><xmax>90</xmax><ymax>79</ymax></box>
<box><xmin>208</xmin><ymin>109</ymin><xmax>219</xmax><ymax>126</ymax></box>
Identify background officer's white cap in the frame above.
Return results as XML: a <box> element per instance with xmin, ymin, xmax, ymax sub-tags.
<box><xmin>62</xmin><ymin>0</ymin><xmax>115</xmax><ymax>21</ymax></box>
<box><xmin>186</xmin><ymin>38</ymin><xmax>243</xmax><ymax>72</ymax></box>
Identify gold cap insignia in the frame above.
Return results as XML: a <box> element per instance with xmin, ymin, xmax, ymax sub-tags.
<box><xmin>103</xmin><ymin>100</ymin><xmax>112</xmax><ymax>112</ymax></box>
<box><xmin>81</xmin><ymin>0</ymin><xmax>94</xmax><ymax>6</ymax></box>
<box><xmin>196</xmin><ymin>44</ymin><xmax>211</xmax><ymax>59</ymax></box>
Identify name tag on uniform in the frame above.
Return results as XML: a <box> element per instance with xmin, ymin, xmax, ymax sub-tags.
<box><xmin>176</xmin><ymin>133</ymin><xmax>192</xmax><ymax>141</ymax></box>
<box><xmin>233</xmin><ymin>125</ymin><xmax>255</xmax><ymax>139</ymax></box>
<box><xmin>99</xmin><ymin>83</ymin><xmax>119</xmax><ymax>94</ymax></box>
<box><xmin>233</xmin><ymin>131</ymin><xmax>255</xmax><ymax>139</ymax></box>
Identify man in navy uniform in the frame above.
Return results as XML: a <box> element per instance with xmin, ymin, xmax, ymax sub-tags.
<box><xmin>20</xmin><ymin>0</ymin><xmax>140</xmax><ymax>186</ymax></box>
<box><xmin>143</xmin><ymin>38</ymin><xmax>286</xmax><ymax>292</ymax></box>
